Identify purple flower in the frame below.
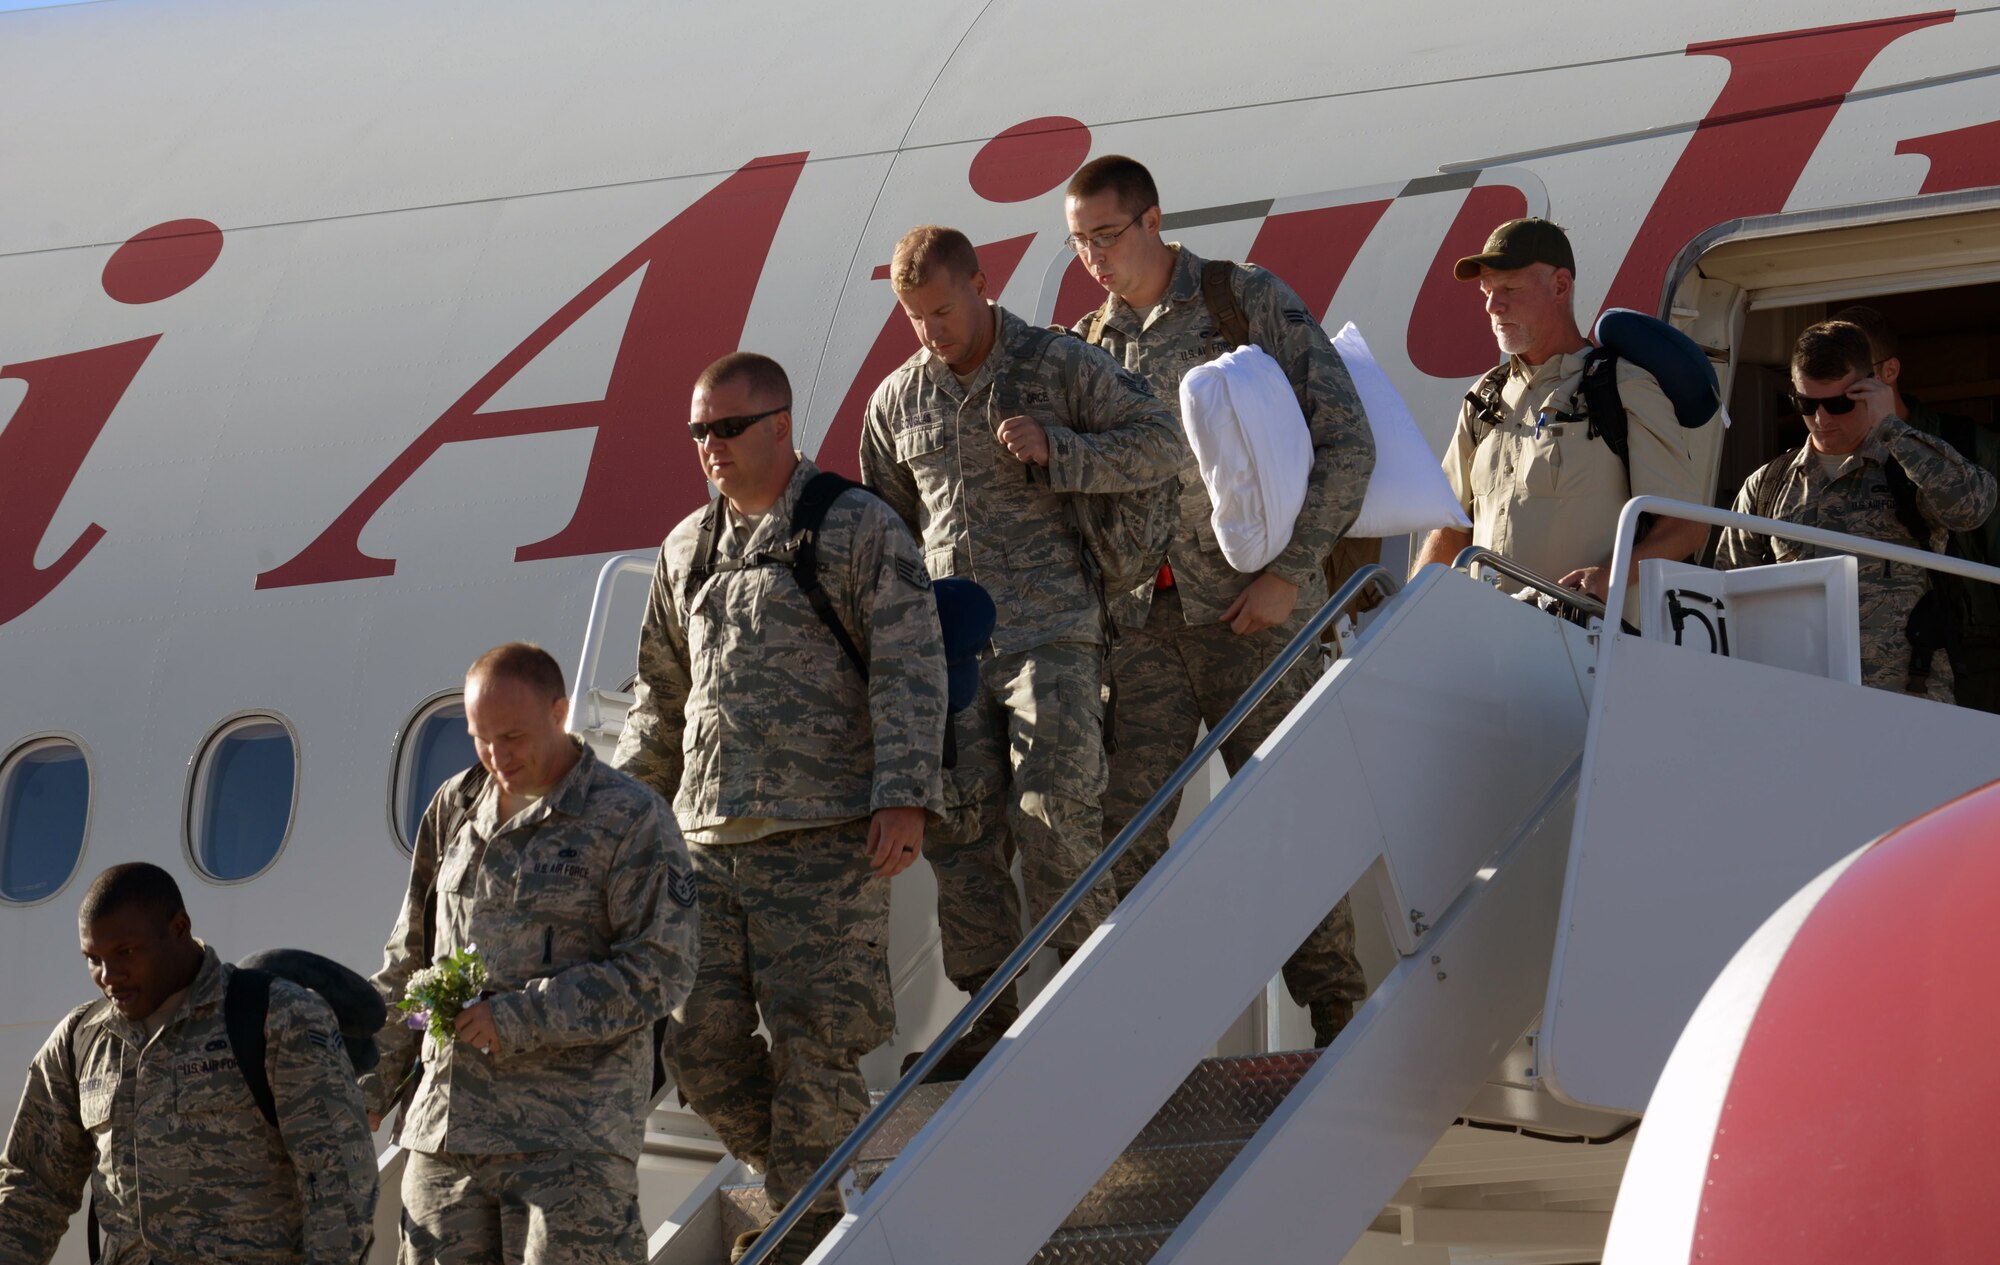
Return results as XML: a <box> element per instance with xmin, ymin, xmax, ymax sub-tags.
<box><xmin>405</xmin><ymin>1010</ymin><xmax>430</xmax><ymax>1030</ymax></box>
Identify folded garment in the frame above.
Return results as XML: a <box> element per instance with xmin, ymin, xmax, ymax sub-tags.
<box><xmin>1332</xmin><ymin>322</ymin><xmax>1472</xmax><ymax>538</ymax></box>
<box><xmin>1178</xmin><ymin>344</ymin><xmax>1313</xmax><ymax>573</ymax></box>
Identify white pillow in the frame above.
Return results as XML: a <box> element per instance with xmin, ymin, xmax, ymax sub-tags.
<box><xmin>1178</xmin><ymin>345</ymin><xmax>1313</xmax><ymax>573</ymax></box>
<box><xmin>1333</xmin><ymin>322</ymin><xmax>1472</xmax><ymax>538</ymax></box>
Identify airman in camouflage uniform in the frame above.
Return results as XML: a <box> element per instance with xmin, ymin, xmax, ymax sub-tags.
<box><xmin>615</xmin><ymin>353</ymin><xmax>946</xmax><ymax>1260</ymax></box>
<box><xmin>0</xmin><ymin>864</ymin><xmax>376</xmax><ymax>1265</ymax></box>
<box><xmin>859</xmin><ymin>226</ymin><xmax>1185</xmax><ymax>1072</ymax></box>
<box><xmin>1717</xmin><ymin>320</ymin><xmax>1996</xmax><ymax>699</ymax></box>
<box><xmin>368</xmin><ymin>644</ymin><xmax>695</xmax><ymax>1265</ymax></box>
<box><xmin>1063</xmin><ymin>158</ymin><xmax>1375</xmax><ymax>1044</ymax></box>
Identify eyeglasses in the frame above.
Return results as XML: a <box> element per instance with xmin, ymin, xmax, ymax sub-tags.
<box><xmin>1062</xmin><ymin>214</ymin><xmax>1144</xmax><ymax>255</ymax></box>
<box><xmin>1790</xmin><ymin>389</ymin><xmax>1858</xmax><ymax>416</ymax></box>
<box><xmin>689</xmin><ymin>405</ymin><xmax>787</xmax><ymax>442</ymax></box>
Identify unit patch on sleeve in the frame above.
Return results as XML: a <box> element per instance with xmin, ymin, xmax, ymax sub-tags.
<box><xmin>894</xmin><ymin>556</ymin><xmax>932</xmax><ymax>591</ymax></box>
<box><xmin>667</xmin><ymin>867</ymin><xmax>698</xmax><ymax>909</ymax></box>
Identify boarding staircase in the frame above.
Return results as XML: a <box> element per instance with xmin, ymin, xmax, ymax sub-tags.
<box><xmin>548</xmin><ymin>498</ymin><xmax>2000</xmax><ymax>1265</ymax></box>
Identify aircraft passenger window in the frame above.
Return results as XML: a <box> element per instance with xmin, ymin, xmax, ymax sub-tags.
<box><xmin>392</xmin><ymin>694</ymin><xmax>477</xmax><ymax>853</ymax></box>
<box><xmin>187</xmin><ymin>715</ymin><xmax>296</xmax><ymax>882</ymax></box>
<box><xmin>0</xmin><ymin>738</ymin><xmax>91</xmax><ymax>905</ymax></box>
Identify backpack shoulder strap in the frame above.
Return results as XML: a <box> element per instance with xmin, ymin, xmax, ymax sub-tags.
<box><xmin>1465</xmin><ymin>364</ymin><xmax>1512</xmax><ymax>445</ymax></box>
<box><xmin>422</xmin><ymin>766</ymin><xmax>489</xmax><ymax>965</ymax></box>
<box><xmin>224</xmin><ymin>967</ymin><xmax>277</xmax><ymax>1130</ymax></box>
<box><xmin>1579</xmin><ymin>348</ymin><xmax>1629</xmax><ymax>466</ymax></box>
<box><xmin>789</xmin><ymin>472</ymin><xmax>870</xmax><ymax>681</ymax></box>
<box><xmin>682</xmin><ymin>501</ymin><xmax>723</xmax><ymax>608</ymax></box>
<box><xmin>1200</xmin><ymin>260</ymin><xmax>1252</xmax><ymax>349</ymax></box>
<box><xmin>1751</xmin><ymin>449</ymin><xmax>1802</xmax><ymax>524</ymax></box>
<box><xmin>67</xmin><ymin>1001</ymin><xmax>111</xmax><ymax>1264</ymax></box>
<box><xmin>1074</xmin><ymin>302</ymin><xmax>1114</xmax><ymax>347</ymax></box>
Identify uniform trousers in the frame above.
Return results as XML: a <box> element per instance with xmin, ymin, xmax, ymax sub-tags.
<box><xmin>1102</xmin><ymin>585</ymin><xmax>1365</xmax><ymax>1014</ymax></box>
<box><xmin>930</xmin><ymin>642</ymin><xmax>1115</xmax><ymax>1002</ymax></box>
<box><xmin>399</xmin><ymin>1148</ymin><xmax>643</xmax><ymax>1264</ymax></box>
<box><xmin>667</xmin><ymin>820</ymin><xmax>894</xmax><ymax>1216</ymax></box>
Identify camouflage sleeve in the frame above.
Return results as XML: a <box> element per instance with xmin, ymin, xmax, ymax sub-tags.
<box><xmin>265</xmin><ymin>985</ymin><xmax>378</xmax><ymax>1264</ymax></box>
<box><xmin>611</xmin><ymin>542</ymin><xmax>693</xmax><ymax>803</ymax></box>
<box><xmin>1715</xmin><ymin>469</ymin><xmax>1777</xmax><ymax>571</ymax></box>
<box><xmin>1879</xmin><ymin>415</ymin><xmax>1998</xmax><ymax>533</ymax></box>
<box><xmin>1041</xmin><ymin>338</ymin><xmax>1187</xmax><ymax>495</ymax></box>
<box><xmin>859</xmin><ymin>382</ymin><xmax>925</xmax><ymax>533</ymax></box>
<box><xmin>0</xmin><ymin>1010</ymin><xmax>94</xmax><ymax>1264</ymax></box>
<box><xmin>1240</xmin><ymin>268</ymin><xmax>1377</xmax><ymax>589</ymax></box>
<box><xmin>838</xmin><ymin>495</ymin><xmax>947</xmax><ymax>815</ymax></box>
<box><xmin>487</xmin><ymin>792</ymin><xmax>697</xmax><ymax>1049</ymax></box>
<box><xmin>360</xmin><ymin>786</ymin><xmax>449</xmax><ymax>1120</ymax></box>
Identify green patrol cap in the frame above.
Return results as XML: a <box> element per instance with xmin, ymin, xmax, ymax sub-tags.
<box><xmin>1453</xmin><ymin>218</ymin><xmax>1575</xmax><ymax>281</ymax></box>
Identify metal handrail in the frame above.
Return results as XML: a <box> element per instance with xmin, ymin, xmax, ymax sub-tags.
<box><xmin>1601</xmin><ymin>495</ymin><xmax>2000</xmax><ymax>644</ymax></box>
<box><xmin>567</xmin><ymin>551</ymin><xmax>657</xmax><ymax>736</ymax></box>
<box><xmin>738</xmin><ymin>563</ymin><xmax>1405</xmax><ymax>1265</ymax></box>
<box><xmin>1451</xmin><ymin>547</ymin><xmax>1607</xmax><ymax>621</ymax></box>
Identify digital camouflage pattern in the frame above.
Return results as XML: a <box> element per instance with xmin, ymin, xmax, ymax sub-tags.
<box><xmin>0</xmin><ymin>946</ymin><xmax>376</xmax><ymax>1265</ymax></box>
<box><xmin>666</xmin><ymin>819</ymin><xmax>894</xmax><ymax>1216</ymax></box>
<box><xmin>398</xmin><ymin>1148</ymin><xmax>644</xmax><ymax>1265</ymax></box>
<box><xmin>613</xmin><ymin>457</ymin><xmax>948</xmax><ymax>827</ymax></box>
<box><xmin>1101</xmin><ymin>587</ymin><xmax>1365</xmax><ymax>1027</ymax></box>
<box><xmin>859</xmin><ymin>303</ymin><xmax>1186</xmax><ymax>654</ymax></box>
<box><xmin>931</xmin><ymin>642</ymin><xmax>1114</xmax><ymax>992</ymax></box>
<box><xmin>365</xmin><ymin>741</ymin><xmax>696</xmax><ymax>1160</ymax></box>
<box><xmin>1718</xmin><ymin>416</ymin><xmax>1997</xmax><ymax>699</ymax></box>
<box><xmin>1079</xmin><ymin>246</ymin><xmax>1376</xmax><ymax>629</ymax></box>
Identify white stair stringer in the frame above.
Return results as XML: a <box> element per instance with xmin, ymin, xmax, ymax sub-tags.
<box><xmin>1157</xmin><ymin>764</ymin><xmax>1577</xmax><ymax>1264</ymax></box>
<box><xmin>808</xmin><ymin>568</ymin><xmax>1595</xmax><ymax>1265</ymax></box>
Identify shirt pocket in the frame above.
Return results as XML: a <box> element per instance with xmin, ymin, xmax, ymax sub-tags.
<box><xmin>176</xmin><ymin>1053</ymin><xmax>254</xmax><ymax>1117</ymax></box>
<box><xmin>437</xmin><ymin>835</ymin><xmax>479</xmax><ymax>894</ymax></box>
<box><xmin>77</xmin><ymin>1072</ymin><xmax>117</xmax><ymax>1133</ymax></box>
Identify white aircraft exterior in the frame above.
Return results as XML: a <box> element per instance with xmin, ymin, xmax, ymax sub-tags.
<box><xmin>6</xmin><ymin>1</ymin><xmax>2000</xmax><ymax>1261</ymax></box>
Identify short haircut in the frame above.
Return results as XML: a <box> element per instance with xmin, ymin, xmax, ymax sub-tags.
<box><xmin>1792</xmin><ymin>320</ymin><xmax>1874</xmax><ymax>383</ymax></box>
<box><xmin>1067</xmin><ymin>155</ymin><xmax>1160</xmax><ymax>220</ymax></box>
<box><xmin>1830</xmin><ymin>304</ymin><xmax>1900</xmax><ymax>361</ymax></box>
<box><xmin>468</xmin><ymin>642</ymin><xmax>568</xmax><ymax>702</ymax></box>
<box><xmin>80</xmin><ymin>863</ymin><xmax>185</xmax><ymax>928</ymax></box>
<box><xmin>891</xmin><ymin>226</ymin><xmax>981</xmax><ymax>291</ymax></box>
<box><xmin>695</xmin><ymin>352</ymin><xmax>791</xmax><ymax>407</ymax></box>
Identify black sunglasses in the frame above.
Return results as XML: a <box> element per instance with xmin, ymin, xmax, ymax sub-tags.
<box><xmin>689</xmin><ymin>405</ymin><xmax>788</xmax><ymax>442</ymax></box>
<box><xmin>1790</xmin><ymin>389</ymin><xmax>1858</xmax><ymax>417</ymax></box>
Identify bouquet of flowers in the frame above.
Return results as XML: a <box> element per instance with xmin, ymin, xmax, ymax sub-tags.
<box><xmin>396</xmin><ymin>944</ymin><xmax>487</xmax><ymax>1046</ymax></box>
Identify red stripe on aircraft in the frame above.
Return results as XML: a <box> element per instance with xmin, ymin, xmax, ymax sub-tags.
<box><xmin>1896</xmin><ymin>119</ymin><xmax>2000</xmax><ymax>195</ymax></box>
<box><xmin>1246</xmin><ymin>199</ymin><xmax>1393</xmax><ymax>322</ymax></box>
<box><xmin>1406</xmin><ymin>184</ymin><xmax>1528</xmax><ymax>380</ymax></box>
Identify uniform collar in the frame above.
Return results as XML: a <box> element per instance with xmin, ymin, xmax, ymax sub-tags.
<box><xmin>1507</xmin><ymin>344</ymin><xmax>1594</xmax><ymax>385</ymax></box>
<box><xmin>1101</xmin><ymin>245</ymin><xmax>1201</xmax><ymax>335</ymax></box>
<box><xmin>475</xmin><ymin>738</ymin><xmax>597</xmax><ymax>836</ymax></box>
<box><xmin>93</xmin><ymin>943</ymin><xmax>224</xmax><ymax>1045</ymax></box>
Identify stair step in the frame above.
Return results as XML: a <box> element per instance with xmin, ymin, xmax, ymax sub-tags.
<box><xmin>1127</xmin><ymin>1051</ymin><xmax>1317</xmax><ymax>1149</ymax></box>
<box><xmin>718</xmin><ymin>1181</ymin><xmax>772</xmax><ymax>1246</ymax></box>
<box><xmin>1031</xmin><ymin>1220</ymin><xmax>1177</xmax><ymax>1265</ymax></box>
<box><xmin>1056</xmin><ymin>1139</ymin><xmax>1245</xmax><ymax>1231</ymax></box>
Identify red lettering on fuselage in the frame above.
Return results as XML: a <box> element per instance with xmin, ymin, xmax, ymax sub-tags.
<box><xmin>0</xmin><ymin>339</ymin><xmax>160</xmax><ymax>625</ymax></box>
<box><xmin>1602</xmin><ymin>11</ymin><xmax>1954</xmax><ymax>315</ymax></box>
<box><xmin>256</xmin><ymin>153</ymin><xmax>808</xmax><ymax>589</ymax></box>
<box><xmin>1406</xmin><ymin>185</ymin><xmax>1531</xmax><ymax>380</ymax></box>
<box><xmin>1896</xmin><ymin>119</ymin><xmax>2000</xmax><ymax>194</ymax></box>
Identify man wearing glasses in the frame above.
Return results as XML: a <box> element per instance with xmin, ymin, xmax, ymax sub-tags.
<box><xmin>616</xmin><ymin>352</ymin><xmax>947</xmax><ymax>1263</ymax></box>
<box><xmin>859</xmin><ymin>226</ymin><xmax>1183</xmax><ymax>1079</ymax></box>
<box><xmin>1717</xmin><ymin>320</ymin><xmax>1995</xmax><ymax>699</ymax></box>
<box><xmin>1061</xmin><ymin>155</ymin><xmax>1375</xmax><ymax>1046</ymax></box>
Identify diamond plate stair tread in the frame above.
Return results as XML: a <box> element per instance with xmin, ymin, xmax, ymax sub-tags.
<box><xmin>1054</xmin><ymin>1139</ymin><xmax>1246</xmax><ymax>1230</ymax></box>
<box><xmin>1031</xmin><ymin>1221</ymin><xmax>1176</xmax><ymax>1265</ymax></box>
<box><xmin>1126</xmin><ymin>1051</ymin><xmax>1318</xmax><ymax>1148</ymax></box>
<box><xmin>719</xmin><ymin>1182</ymin><xmax>771</xmax><ymax>1246</ymax></box>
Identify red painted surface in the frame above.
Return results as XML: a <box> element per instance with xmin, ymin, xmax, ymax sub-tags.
<box><xmin>1246</xmin><ymin>199</ymin><xmax>1393</xmax><ymax>320</ymax></box>
<box><xmin>1690</xmin><ymin>779</ymin><xmax>2000</xmax><ymax>1264</ymax></box>
<box><xmin>1051</xmin><ymin>254</ymin><xmax>1106</xmax><ymax>328</ymax></box>
<box><xmin>1406</xmin><ymin>185</ymin><xmax>1527</xmax><ymax>379</ymax></box>
<box><xmin>0</xmin><ymin>338</ymin><xmax>161</xmax><ymax>624</ymax></box>
<box><xmin>1896</xmin><ymin>119</ymin><xmax>2000</xmax><ymax>194</ymax></box>
<box><xmin>814</xmin><ymin>234</ymin><xmax>1036</xmax><ymax>479</ymax></box>
<box><xmin>1601</xmin><ymin>11</ymin><xmax>1953</xmax><ymax>315</ymax></box>
<box><xmin>101</xmin><ymin>220</ymin><xmax>223</xmax><ymax>305</ymax></box>
<box><xmin>256</xmin><ymin>154</ymin><xmax>807</xmax><ymax>588</ymax></box>
<box><xmin>968</xmin><ymin>116</ymin><xmax>1092</xmax><ymax>203</ymax></box>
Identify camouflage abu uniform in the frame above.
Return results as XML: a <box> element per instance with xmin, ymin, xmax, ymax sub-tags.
<box><xmin>367</xmin><ymin>741</ymin><xmax>695</xmax><ymax>1265</ymax></box>
<box><xmin>1717</xmin><ymin>415</ymin><xmax>1997</xmax><ymax>699</ymax></box>
<box><xmin>614</xmin><ymin>456</ymin><xmax>947</xmax><ymax>1217</ymax></box>
<box><xmin>1081</xmin><ymin>246</ymin><xmax>1375</xmax><ymax>1036</ymax></box>
<box><xmin>0</xmin><ymin>945</ymin><xmax>376</xmax><ymax>1265</ymax></box>
<box><xmin>859</xmin><ymin>303</ymin><xmax>1185</xmax><ymax>1045</ymax></box>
